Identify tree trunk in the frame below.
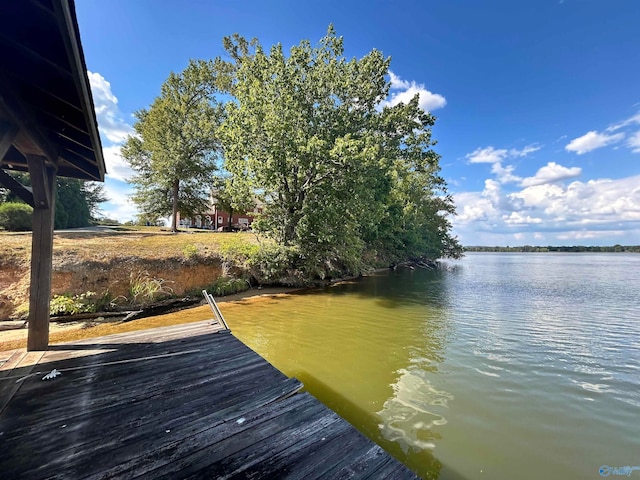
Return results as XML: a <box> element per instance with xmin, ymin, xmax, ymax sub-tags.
<box><xmin>227</xmin><ymin>206</ymin><xmax>234</xmax><ymax>230</ymax></box>
<box><xmin>171</xmin><ymin>179</ymin><xmax>179</xmax><ymax>232</ymax></box>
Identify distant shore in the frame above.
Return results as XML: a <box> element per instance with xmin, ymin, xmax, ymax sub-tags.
<box><xmin>464</xmin><ymin>245</ymin><xmax>639</xmax><ymax>253</ymax></box>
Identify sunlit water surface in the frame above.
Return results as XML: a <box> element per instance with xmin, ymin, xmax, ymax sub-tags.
<box><xmin>218</xmin><ymin>253</ymin><xmax>640</xmax><ymax>479</ymax></box>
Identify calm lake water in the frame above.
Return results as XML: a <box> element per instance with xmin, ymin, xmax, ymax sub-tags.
<box><xmin>221</xmin><ymin>253</ymin><xmax>640</xmax><ymax>479</ymax></box>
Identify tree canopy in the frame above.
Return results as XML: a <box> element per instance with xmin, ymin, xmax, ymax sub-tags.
<box><xmin>121</xmin><ymin>60</ymin><xmax>224</xmax><ymax>232</ymax></box>
<box><xmin>120</xmin><ymin>27</ymin><xmax>461</xmax><ymax>278</ymax></box>
<box><xmin>219</xmin><ymin>26</ymin><xmax>461</xmax><ymax>275</ymax></box>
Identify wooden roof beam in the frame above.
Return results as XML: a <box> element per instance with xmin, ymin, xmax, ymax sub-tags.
<box><xmin>0</xmin><ymin>169</ymin><xmax>35</xmax><ymax>208</ymax></box>
<box><xmin>0</xmin><ymin>122</ymin><xmax>35</xmax><ymax>206</ymax></box>
<box><xmin>53</xmin><ymin>0</ymin><xmax>106</xmax><ymax>181</ymax></box>
<box><xmin>57</xmin><ymin>148</ymin><xmax>100</xmax><ymax>180</ymax></box>
<box><xmin>0</xmin><ymin>31</ymin><xmax>74</xmax><ymax>82</ymax></box>
<box><xmin>0</xmin><ymin>72</ymin><xmax>59</xmax><ymax>163</ymax></box>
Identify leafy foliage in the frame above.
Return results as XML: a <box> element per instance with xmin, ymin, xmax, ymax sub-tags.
<box><xmin>208</xmin><ymin>277</ymin><xmax>249</xmax><ymax>296</ymax></box>
<box><xmin>218</xmin><ymin>26</ymin><xmax>462</xmax><ymax>279</ymax></box>
<box><xmin>55</xmin><ymin>179</ymin><xmax>107</xmax><ymax>229</ymax></box>
<box><xmin>50</xmin><ymin>292</ymin><xmax>98</xmax><ymax>316</ymax></box>
<box><xmin>121</xmin><ymin>60</ymin><xmax>225</xmax><ymax>232</ymax></box>
<box><xmin>0</xmin><ymin>172</ymin><xmax>106</xmax><ymax>229</ymax></box>
<box><xmin>117</xmin><ymin>28</ymin><xmax>461</xmax><ymax>282</ymax></box>
<box><xmin>0</xmin><ymin>202</ymin><xmax>33</xmax><ymax>231</ymax></box>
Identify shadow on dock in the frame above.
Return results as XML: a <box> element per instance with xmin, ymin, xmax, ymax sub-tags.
<box><xmin>0</xmin><ymin>321</ymin><xmax>419</xmax><ymax>479</ymax></box>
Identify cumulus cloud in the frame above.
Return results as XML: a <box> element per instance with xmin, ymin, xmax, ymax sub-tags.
<box><xmin>520</xmin><ymin>162</ymin><xmax>582</xmax><ymax>187</ymax></box>
<box><xmin>557</xmin><ymin>230</ymin><xmax>626</xmax><ymax>241</ymax></box>
<box><xmin>466</xmin><ymin>144</ymin><xmax>541</xmax><ymax>164</ymax></box>
<box><xmin>101</xmin><ymin>179</ymin><xmax>138</xmax><ymax>222</ymax></box>
<box><xmin>465</xmin><ymin>144</ymin><xmax>540</xmax><ymax>184</ymax></box>
<box><xmin>452</xmin><ymin>174</ymin><xmax>640</xmax><ymax>245</ymax></box>
<box><xmin>381</xmin><ymin>71</ymin><xmax>446</xmax><ymax>112</ymax></box>
<box><xmin>565</xmin><ymin>130</ymin><xmax>625</xmax><ymax>155</ymax></box>
<box><xmin>512</xmin><ymin>176</ymin><xmax>640</xmax><ymax>224</ymax></box>
<box><xmin>88</xmin><ymin>71</ymin><xmax>134</xmax><ymax>144</ymax></box>
<box><xmin>455</xmin><ymin>191</ymin><xmax>497</xmax><ymax>223</ymax></box>
<box><xmin>388</xmin><ymin>71</ymin><xmax>411</xmax><ymax>90</ymax></box>
<box><xmin>466</xmin><ymin>146</ymin><xmax>509</xmax><ymax>164</ymax></box>
<box><xmin>103</xmin><ymin>145</ymin><xmax>135</xmax><ymax>182</ymax></box>
<box><xmin>87</xmin><ymin>71</ymin><xmax>138</xmax><ymax>221</ymax></box>
<box><xmin>491</xmin><ymin>162</ymin><xmax>521</xmax><ymax>184</ymax></box>
<box><xmin>503</xmin><ymin>212</ymin><xmax>543</xmax><ymax>225</ymax></box>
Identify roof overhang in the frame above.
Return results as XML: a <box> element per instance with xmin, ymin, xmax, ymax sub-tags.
<box><xmin>0</xmin><ymin>0</ymin><xmax>105</xmax><ymax>182</ymax></box>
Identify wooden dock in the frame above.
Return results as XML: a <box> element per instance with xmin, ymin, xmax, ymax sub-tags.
<box><xmin>0</xmin><ymin>321</ymin><xmax>418</xmax><ymax>479</ymax></box>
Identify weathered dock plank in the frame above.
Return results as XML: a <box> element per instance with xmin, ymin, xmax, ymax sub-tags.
<box><xmin>0</xmin><ymin>320</ymin><xmax>418</xmax><ymax>479</ymax></box>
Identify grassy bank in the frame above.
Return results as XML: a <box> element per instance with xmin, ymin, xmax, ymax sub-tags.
<box><xmin>0</xmin><ymin>227</ymin><xmax>259</xmax><ymax>319</ymax></box>
<box><xmin>0</xmin><ymin>226</ymin><xmax>258</xmax><ymax>265</ymax></box>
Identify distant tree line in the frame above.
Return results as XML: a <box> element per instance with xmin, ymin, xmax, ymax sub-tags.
<box><xmin>121</xmin><ymin>26</ymin><xmax>462</xmax><ymax>280</ymax></box>
<box><xmin>464</xmin><ymin>245</ymin><xmax>640</xmax><ymax>253</ymax></box>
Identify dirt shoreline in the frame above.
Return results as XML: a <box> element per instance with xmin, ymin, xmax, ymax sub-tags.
<box><xmin>0</xmin><ymin>286</ymin><xmax>302</xmax><ymax>352</ymax></box>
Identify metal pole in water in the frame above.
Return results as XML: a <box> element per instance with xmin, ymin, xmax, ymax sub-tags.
<box><xmin>202</xmin><ymin>290</ymin><xmax>230</xmax><ymax>330</ymax></box>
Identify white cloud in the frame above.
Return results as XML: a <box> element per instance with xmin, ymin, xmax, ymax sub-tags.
<box><xmin>382</xmin><ymin>71</ymin><xmax>446</xmax><ymax>112</ymax></box>
<box><xmin>465</xmin><ymin>144</ymin><xmax>540</xmax><ymax>184</ymax></box>
<box><xmin>388</xmin><ymin>71</ymin><xmax>411</xmax><ymax>90</ymax></box>
<box><xmin>565</xmin><ymin>130</ymin><xmax>625</xmax><ymax>154</ymax></box>
<box><xmin>466</xmin><ymin>146</ymin><xmax>508</xmax><ymax>164</ymax></box>
<box><xmin>453</xmin><ymin>174</ymin><xmax>640</xmax><ymax>246</ymax></box>
<box><xmin>455</xmin><ymin>189</ymin><xmax>498</xmax><ymax>223</ymax></box>
<box><xmin>606</xmin><ymin>112</ymin><xmax>640</xmax><ymax>132</ymax></box>
<box><xmin>503</xmin><ymin>212</ymin><xmax>543</xmax><ymax>225</ymax></box>
<box><xmin>520</xmin><ymin>162</ymin><xmax>582</xmax><ymax>187</ymax></box>
<box><xmin>557</xmin><ymin>230</ymin><xmax>626</xmax><ymax>241</ymax></box>
<box><xmin>88</xmin><ymin>71</ymin><xmax>134</xmax><ymax>144</ymax></box>
<box><xmin>87</xmin><ymin>71</ymin><xmax>139</xmax><ymax>221</ymax></box>
<box><xmin>627</xmin><ymin>130</ymin><xmax>640</xmax><ymax>153</ymax></box>
<box><xmin>101</xmin><ymin>178</ymin><xmax>137</xmax><ymax>222</ymax></box>
<box><xmin>509</xmin><ymin>144</ymin><xmax>542</xmax><ymax>157</ymax></box>
<box><xmin>103</xmin><ymin>145</ymin><xmax>134</xmax><ymax>182</ymax></box>
<box><xmin>512</xmin><ymin>176</ymin><xmax>640</xmax><ymax>223</ymax></box>
<box><xmin>491</xmin><ymin>162</ymin><xmax>521</xmax><ymax>184</ymax></box>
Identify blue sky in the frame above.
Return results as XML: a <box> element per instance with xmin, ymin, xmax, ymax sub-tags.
<box><xmin>76</xmin><ymin>0</ymin><xmax>640</xmax><ymax>246</ymax></box>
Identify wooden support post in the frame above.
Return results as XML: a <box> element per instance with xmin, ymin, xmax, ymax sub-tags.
<box><xmin>26</xmin><ymin>155</ymin><xmax>57</xmax><ymax>351</ymax></box>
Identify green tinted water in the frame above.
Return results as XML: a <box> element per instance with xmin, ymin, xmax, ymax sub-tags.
<box><xmin>220</xmin><ymin>253</ymin><xmax>640</xmax><ymax>479</ymax></box>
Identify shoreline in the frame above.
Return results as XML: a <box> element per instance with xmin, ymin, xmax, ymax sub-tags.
<box><xmin>0</xmin><ymin>286</ymin><xmax>302</xmax><ymax>352</ymax></box>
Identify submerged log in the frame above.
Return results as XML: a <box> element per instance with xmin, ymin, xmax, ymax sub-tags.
<box><xmin>394</xmin><ymin>259</ymin><xmax>439</xmax><ymax>271</ymax></box>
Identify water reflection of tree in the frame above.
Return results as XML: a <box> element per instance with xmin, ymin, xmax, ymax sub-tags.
<box><xmin>328</xmin><ymin>268</ymin><xmax>453</xmax><ymax>310</ymax></box>
<box><xmin>229</xmin><ymin>269</ymin><xmax>458</xmax><ymax>479</ymax></box>
<box><xmin>320</xmin><ymin>269</ymin><xmax>456</xmax><ymax>478</ymax></box>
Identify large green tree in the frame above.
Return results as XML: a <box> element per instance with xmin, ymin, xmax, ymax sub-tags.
<box><xmin>219</xmin><ymin>27</ymin><xmax>461</xmax><ymax>274</ymax></box>
<box><xmin>121</xmin><ymin>60</ymin><xmax>224</xmax><ymax>232</ymax></box>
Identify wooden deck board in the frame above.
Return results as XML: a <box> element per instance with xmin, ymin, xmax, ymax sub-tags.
<box><xmin>0</xmin><ymin>321</ymin><xmax>418</xmax><ymax>479</ymax></box>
